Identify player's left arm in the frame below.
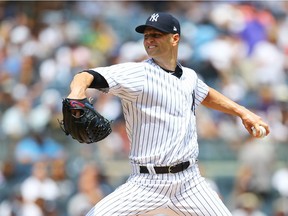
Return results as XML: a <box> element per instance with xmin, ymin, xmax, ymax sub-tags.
<box><xmin>201</xmin><ymin>87</ymin><xmax>270</xmax><ymax>137</ymax></box>
<box><xmin>68</xmin><ymin>70</ymin><xmax>108</xmax><ymax>99</ymax></box>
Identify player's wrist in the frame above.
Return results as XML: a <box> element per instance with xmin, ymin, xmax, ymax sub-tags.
<box><xmin>235</xmin><ymin>105</ymin><xmax>250</xmax><ymax>119</ymax></box>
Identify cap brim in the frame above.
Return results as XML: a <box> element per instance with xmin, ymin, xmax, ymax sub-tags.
<box><xmin>135</xmin><ymin>24</ymin><xmax>169</xmax><ymax>34</ymax></box>
<box><xmin>135</xmin><ymin>25</ymin><xmax>147</xmax><ymax>33</ymax></box>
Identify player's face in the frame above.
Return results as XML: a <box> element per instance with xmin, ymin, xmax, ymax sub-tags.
<box><xmin>143</xmin><ymin>27</ymin><xmax>176</xmax><ymax>59</ymax></box>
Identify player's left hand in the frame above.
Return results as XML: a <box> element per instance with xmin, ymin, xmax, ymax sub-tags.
<box><xmin>59</xmin><ymin>98</ymin><xmax>112</xmax><ymax>144</ymax></box>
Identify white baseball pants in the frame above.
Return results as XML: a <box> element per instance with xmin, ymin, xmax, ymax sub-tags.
<box><xmin>86</xmin><ymin>163</ymin><xmax>232</xmax><ymax>216</ymax></box>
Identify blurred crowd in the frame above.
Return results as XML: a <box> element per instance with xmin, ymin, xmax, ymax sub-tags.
<box><xmin>0</xmin><ymin>1</ymin><xmax>288</xmax><ymax>216</ymax></box>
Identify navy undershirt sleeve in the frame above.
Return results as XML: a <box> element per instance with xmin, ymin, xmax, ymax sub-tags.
<box><xmin>80</xmin><ymin>70</ymin><xmax>109</xmax><ymax>89</ymax></box>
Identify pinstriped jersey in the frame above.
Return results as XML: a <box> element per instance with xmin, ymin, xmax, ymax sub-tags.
<box><xmin>92</xmin><ymin>58</ymin><xmax>209</xmax><ymax>166</ymax></box>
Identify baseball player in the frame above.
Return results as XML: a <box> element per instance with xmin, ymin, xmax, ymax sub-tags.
<box><xmin>67</xmin><ymin>12</ymin><xmax>270</xmax><ymax>216</ymax></box>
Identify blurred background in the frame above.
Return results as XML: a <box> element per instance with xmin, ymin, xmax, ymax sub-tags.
<box><xmin>0</xmin><ymin>1</ymin><xmax>288</xmax><ymax>216</ymax></box>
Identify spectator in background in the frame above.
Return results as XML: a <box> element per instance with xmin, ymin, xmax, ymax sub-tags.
<box><xmin>20</xmin><ymin>161</ymin><xmax>60</xmax><ymax>216</ymax></box>
<box><xmin>249</xmin><ymin>30</ymin><xmax>286</xmax><ymax>87</ymax></box>
<box><xmin>49</xmin><ymin>158</ymin><xmax>74</xmax><ymax>215</ymax></box>
<box><xmin>232</xmin><ymin>192</ymin><xmax>267</xmax><ymax>216</ymax></box>
<box><xmin>234</xmin><ymin>136</ymin><xmax>276</xmax><ymax>214</ymax></box>
<box><xmin>272</xmin><ymin>197</ymin><xmax>288</xmax><ymax>216</ymax></box>
<box><xmin>272</xmin><ymin>163</ymin><xmax>288</xmax><ymax>198</ymax></box>
<box><xmin>14</xmin><ymin>129</ymin><xmax>65</xmax><ymax>165</ymax></box>
<box><xmin>1</xmin><ymin>97</ymin><xmax>31</xmax><ymax>141</ymax></box>
<box><xmin>67</xmin><ymin>163</ymin><xmax>112</xmax><ymax>216</ymax></box>
<box><xmin>13</xmin><ymin>127</ymin><xmax>65</xmax><ymax>179</ymax></box>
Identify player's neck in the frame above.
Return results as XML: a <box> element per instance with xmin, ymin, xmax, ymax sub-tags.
<box><xmin>152</xmin><ymin>57</ymin><xmax>177</xmax><ymax>72</ymax></box>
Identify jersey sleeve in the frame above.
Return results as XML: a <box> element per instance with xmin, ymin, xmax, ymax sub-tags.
<box><xmin>90</xmin><ymin>62</ymin><xmax>146</xmax><ymax>101</ymax></box>
<box><xmin>194</xmin><ymin>77</ymin><xmax>209</xmax><ymax>107</ymax></box>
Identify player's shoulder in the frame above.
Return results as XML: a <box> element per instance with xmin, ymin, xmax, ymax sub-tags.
<box><xmin>111</xmin><ymin>61</ymin><xmax>144</xmax><ymax>69</ymax></box>
<box><xmin>181</xmin><ymin>65</ymin><xmax>198</xmax><ymax>78</ymax></box>
<box><xmin>120</xmin><ymin>58</ymin><xmax>160</xmax><ymax>71</ymax></box>
<box><xmin>138</xmin><ymin>58</ymin><xmax>157</xmax><ymax>68</ymax></box>
<box><xmin>111</xmin><ymin>60</ymin><xmax>155</xmax><ymax>72</ymax></box>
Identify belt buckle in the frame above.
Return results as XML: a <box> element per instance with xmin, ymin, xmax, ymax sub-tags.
<box><xmin>168</xmin><ymin>165</ymin><xmax>174</xmax><ymax>173</ymax></box>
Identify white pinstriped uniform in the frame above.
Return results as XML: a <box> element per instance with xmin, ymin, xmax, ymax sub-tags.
<box><xmin>86</xmin><ymin>58</ymin><xmax>232</xmax><ymax>216</ymax></box>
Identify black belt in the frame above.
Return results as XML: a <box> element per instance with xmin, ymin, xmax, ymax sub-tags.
<box><xmin>139</xmin><ymin>161</ymin><xmax>190</xmax><ymax>174</ymax></box>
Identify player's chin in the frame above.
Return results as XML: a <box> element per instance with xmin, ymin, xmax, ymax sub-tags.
<box><xmin>145</xmin><ymin>48</ymin><xmax>157</xmax><ymax>56</ymax></box>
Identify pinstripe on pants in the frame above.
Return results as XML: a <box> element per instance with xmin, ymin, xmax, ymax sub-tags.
<box><xmin>85</xmin><ymin>164</ymin><xmax>232</xmax><ymax>216</ymax></box>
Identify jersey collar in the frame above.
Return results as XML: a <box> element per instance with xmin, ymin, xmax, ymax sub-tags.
<box><xmin>161</xmin><ymin>64</ymin><xmax>183</xmax><ymax>79</ymax></box>
<box><xmin>150</xmin><ymin>58</ymin><xmax>183</xmax><ymax>79</ymax></box>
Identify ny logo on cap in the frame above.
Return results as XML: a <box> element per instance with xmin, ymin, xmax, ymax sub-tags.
<box><xmin>149</xmin><ymin>13</ymin><xmax>159</xmax><ymax>22</ymax></box>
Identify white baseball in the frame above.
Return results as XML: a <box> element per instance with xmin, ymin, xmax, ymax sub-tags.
<box><xmin>252</xmin><ymin>126</ymin><xmax>266</xmax><ymax>138</ymax></box>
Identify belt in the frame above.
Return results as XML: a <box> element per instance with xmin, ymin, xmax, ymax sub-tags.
<box><xmin>139</xmin><ymin>161</ymin><xmax>190</xmax><ymax>174</ymax></box>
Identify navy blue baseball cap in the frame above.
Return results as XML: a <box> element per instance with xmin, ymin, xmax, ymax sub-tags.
<box><xmin>135</xmin><ymin>12</ymin><xmax>181</xmax><ymax>35</ymax></box>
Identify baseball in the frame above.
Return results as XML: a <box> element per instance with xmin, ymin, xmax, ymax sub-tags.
<box><xmin>252</xmin><ymin>126</ymin><xmax>266</xmax><ymax>138</ymax></box>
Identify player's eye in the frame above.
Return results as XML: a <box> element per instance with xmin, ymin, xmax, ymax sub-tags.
<box><xmin>153</xmin><ymin>33</ymin><xmax>163</xmax><ymax>38</ymax></box>
<box><xmin>144</xmin><ymin>33</ymin><xmax>164</xmax><ymax>40</ymax></box>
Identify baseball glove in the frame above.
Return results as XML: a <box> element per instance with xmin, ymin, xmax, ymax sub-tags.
<box><xmin>59</xmin><ymin>98</ymin><xmax>112</xmax><ymax>144</ymax></box>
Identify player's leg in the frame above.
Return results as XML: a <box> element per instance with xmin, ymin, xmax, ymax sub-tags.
<box><xmin>86</xmin><ymin>175</ymin><xmax>170</xmax><ymax>216</ymax></box>
<box><xmin>170</xmin><ymin>171</ymin><xmax>232</xmax><ymax>216</ymax></box>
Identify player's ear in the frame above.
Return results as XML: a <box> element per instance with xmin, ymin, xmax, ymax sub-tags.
<box><xmin>171</xmin><ymin>33</ymin><xmax>180</xmax><ymax>46</ymax></box>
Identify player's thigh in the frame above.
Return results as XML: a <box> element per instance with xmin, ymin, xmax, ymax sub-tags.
<box><xmin>87</xmin><ymin>180</ymin><xmax>169</xmax><ymax>216</ymax></box>
<box><xmin>171</xmin><ymin>177</ymin><xmax>232</xmax><ymax>216</ymax></box>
